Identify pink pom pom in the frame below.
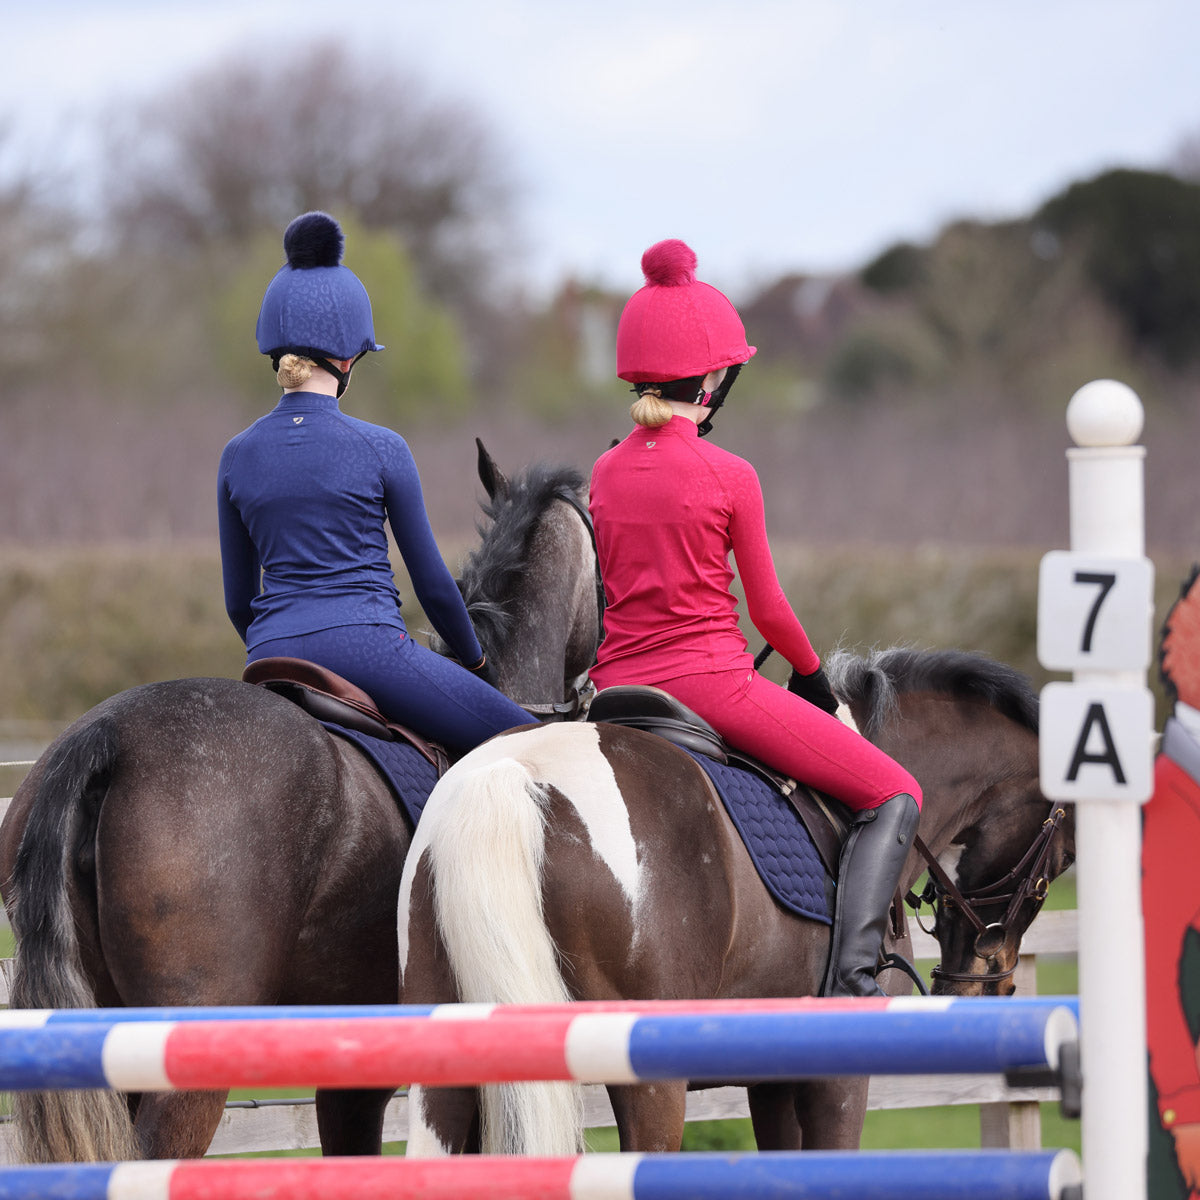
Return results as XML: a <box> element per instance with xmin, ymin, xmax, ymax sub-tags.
<box><xmin>641</xmin><ymin>239</ymin><xmax>697</xmax><ymax>287</ymax></box>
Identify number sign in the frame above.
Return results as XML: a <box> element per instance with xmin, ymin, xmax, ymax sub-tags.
<box><xmin>1039</xmin><ymin>681</ymin><xmax>1154</xmax><ymax>802</ymax></box>
<box><xmin>1037</xmin><ymin>552</ymin><xmax>1154</xmax><ymax>672</ymax></box>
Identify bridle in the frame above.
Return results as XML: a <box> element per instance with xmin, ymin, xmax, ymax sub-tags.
<box><xmin>907</xmin><ymin>806</ymin><xmax>1068</xmax><ymax>987</ymax></box>
<box><xmin>517</xmin><ymin>490</ymin><xmax>605</xmax><ymax>722</ymax></box>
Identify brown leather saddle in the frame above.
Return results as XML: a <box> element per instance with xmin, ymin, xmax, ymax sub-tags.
<box><xmin>242</xmin><ymin>656</ymin><xmax>449</xmax><ymax>776</ymax></box>
<box><xmin>585</xmin><ymin>685</ymin><xmax>849</xmax><ymax>878</ymax></box>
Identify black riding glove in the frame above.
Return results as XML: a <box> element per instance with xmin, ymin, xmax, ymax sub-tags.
<box><xmin>787</xmin><ymin>666</ymin><xmax>839</xmax><ymax>716</ymax></box>
<box><xmin>467</xmin><ymin>654</ymin><xmax>500</xmax><ymax>689</ymax></box>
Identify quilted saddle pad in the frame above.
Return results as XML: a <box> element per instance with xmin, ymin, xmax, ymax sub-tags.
<box><xmin>321</xmin><ymin>722</ymin><xmax>441</xmax><ymax>829</ymax></box>
<box><xmin>684</xmin><ymin>748</ymin><xmax>833</xmax><ymax>924</ymax></box>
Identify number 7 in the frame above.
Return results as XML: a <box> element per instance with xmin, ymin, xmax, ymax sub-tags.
<box><xmin>1074</xmin><ymin>571</ymin><xmax>1116</xmax><ymax>653</ymax></box>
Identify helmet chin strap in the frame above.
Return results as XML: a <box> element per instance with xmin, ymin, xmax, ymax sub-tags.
<box><xmin>649</xmin><ymin>374</ymin><xmax>707</xmax><ymax>404</ymax></box>
<box><xmin>634</xmin><ymin>362</ymin><xmax>745</xmax><ymax>437</ymax></box>
<box><xmin>313</xmin><ymin>356</ymin><xmax>352</xmax><ymax>398</ymax></box>
<box><xmin>695</xmin><ymin>363</ymin><xmax>742</xmax><ymax>437</ymax></box>
<box><xmin>272</xmin><ymin>349</ymin><xmax>366</xmax><ymax>398</ymax></box>
<box><xmin>314</xmin><ymin>350</ymin><xmax>368</xmax><ymax>398</ymax></box>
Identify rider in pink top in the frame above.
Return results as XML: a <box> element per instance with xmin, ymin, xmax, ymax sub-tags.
<box><xmin>589</xmin><ymin>238</ymin><xmax>921</xmax><ymax>997</ymax></box>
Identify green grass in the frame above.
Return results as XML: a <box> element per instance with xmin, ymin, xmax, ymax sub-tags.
<box><xmin>585</xmin><ymin>1102</ymin><xmax>1080</xmax><ymax>1155</ymax></box>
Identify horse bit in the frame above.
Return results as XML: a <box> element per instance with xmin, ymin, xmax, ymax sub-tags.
<box><xmin>517</xmin><ymin>489</ymin><xmax>605</xmax><ymax>722</ymax></box>
<box><xmin>907</xmin><ymin>806</ymin><xmax>1069</xmax><ymax>987</ymax></box>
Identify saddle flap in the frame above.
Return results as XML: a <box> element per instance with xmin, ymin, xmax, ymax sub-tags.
<box><xmin>242</xmin><ymin>656</ymin><xmax>447</xmax><ymax>773</ymax></box>
<box><xmin>586</xmin><ymin>685</ymin><xmax>850</xmax><ymax>879</ymax></box>
<box><xmin>777</xmin><ymin>782</ymin><xmax>850</xmax><ymax>880</ymax></box>
<box><xmin>586</xmin><ymin>685</ymin><xmax>728</xmax><ymax>763</ymax></box>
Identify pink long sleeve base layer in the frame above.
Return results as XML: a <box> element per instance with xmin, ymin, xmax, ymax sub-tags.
<box><xmin>589</xmin><ymin>415</ymin><xmax>920</xmax><ymax>813</ymax></box>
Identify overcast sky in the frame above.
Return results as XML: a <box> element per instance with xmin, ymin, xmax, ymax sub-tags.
<box><xmin>5</xmin><ymin>0</ymin><xmax>1198</xmax><ymax>298</ymax></box>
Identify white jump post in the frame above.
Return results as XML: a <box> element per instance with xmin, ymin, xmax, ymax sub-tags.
<box><xmin>1037</xmin><ymin>379</ymin><xmax>1155</xmax><ymax>1200</ymax></box>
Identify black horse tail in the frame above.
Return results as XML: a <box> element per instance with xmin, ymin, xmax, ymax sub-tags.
<box><xmin>7</xmin><ymin>715</ymin><xmax>143</xmax><ymax>1163</ymax></box>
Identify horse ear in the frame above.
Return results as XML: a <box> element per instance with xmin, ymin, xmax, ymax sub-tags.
<box><xmin>476</xmin><ymin>437</ymin><xmax>510</xmax><ymax>501</ymax></box>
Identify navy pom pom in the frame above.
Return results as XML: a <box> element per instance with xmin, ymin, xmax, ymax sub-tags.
<box><xmin>283</xmin><ymin>212</ymin><xmax>344</xmax><ymax>269</ymax></box>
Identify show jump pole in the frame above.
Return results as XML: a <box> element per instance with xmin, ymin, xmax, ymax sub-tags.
<box><xmin>1037</xmin><ymin>378</ymin><xmax>1154</xmax><ymax>1200</ymax></box>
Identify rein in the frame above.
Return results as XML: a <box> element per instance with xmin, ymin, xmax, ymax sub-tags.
<box><xmin>517</xmin><ymin>490</ymin><xmax>604</xmax><ymax>722</ymax></box>
<box><xmin>907</xmin><ymin>806</ymin><xmax>1068</xmax><ymax>987</ymax></box>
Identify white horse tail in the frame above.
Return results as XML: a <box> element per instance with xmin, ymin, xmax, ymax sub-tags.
<box><xmin>413</xmin><ymin>747</ymin><xmax>583</xmax><ymax>1156</ymax></box>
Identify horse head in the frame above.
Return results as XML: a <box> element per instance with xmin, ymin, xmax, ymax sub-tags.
<box><xmin>828</xmin><ymin>646</ymin><xmax>1076</xmax><ymax>997</ymax></box>
<box><xmin>922</xmin><ymin>793</ymin><xmax>1075</xmax><ymax>997</ymax></box>
<box><xmin>446</xmin><ymin>440</ymin><xmax>600</xmax><ymax>719</ymax></box>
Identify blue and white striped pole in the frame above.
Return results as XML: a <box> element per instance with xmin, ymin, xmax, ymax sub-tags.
<box><xmin>0</xmin><ymin>1150</ymin><xmax>1083</xmax><ymax>1200</ymax></box>
<box><xmin>0</xmin><ymin>1002</ymin><xmax>1077</xmax><ymax>1092</ymax></box>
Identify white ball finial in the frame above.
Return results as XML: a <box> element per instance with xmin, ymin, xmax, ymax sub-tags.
<box><xmin>1066</xmin><ymin>379</ymin><xmax>1144</xmax><ymax>447</ymax></box>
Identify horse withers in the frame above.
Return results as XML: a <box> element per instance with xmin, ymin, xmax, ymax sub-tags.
<box><xmin>0</xmin><ymin>442</ymin><xmax>601</xmax><ymax>1164</ymax></box>
<box><xmin>398</xmin><ymin>646</ymin><xmax>1075</xmax><ymax>1155</ymax></box>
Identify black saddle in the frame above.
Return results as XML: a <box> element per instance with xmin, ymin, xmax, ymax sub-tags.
<box><xmin>586</xmin><ymin>684</ymin><xmax>849</xmax><ymax>876</ymax></box>
<box><xmin>586</xmin><ymin>685</ymin><xmax>728</xmax><ymax>762</ymax></box>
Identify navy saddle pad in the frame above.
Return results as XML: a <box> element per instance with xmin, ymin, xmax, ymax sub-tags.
<box><xmin>321</xmin><ymin>722</ymin><xmax>441</xmax><ymax>828</ymax></box>
<box><xmin>683</xmin><ymin>749</ymin><xmax>832</xmax><ymax>924</ymax></box>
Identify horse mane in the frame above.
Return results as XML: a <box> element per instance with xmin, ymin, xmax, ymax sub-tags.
<box><xmin>824</xmin><ymin>646</ymin><xmax>1039</xmax><ymax>741</ymax></box>
<box><xmin>459</xmin><ymin>461</ymin><xmax>588</xmax><ymax>659</ymax></box>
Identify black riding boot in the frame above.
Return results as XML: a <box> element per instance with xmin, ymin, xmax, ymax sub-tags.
<box><xmin>822</xmin><ymin>792</ymin><xmax>921</xmax><ymax>997</ymax></box>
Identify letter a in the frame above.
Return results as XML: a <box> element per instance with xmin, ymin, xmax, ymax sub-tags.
<box><xmin>1066</xmin><ymin>702</ymin><xmax>1127</xmax><ymax>784</ymax></box>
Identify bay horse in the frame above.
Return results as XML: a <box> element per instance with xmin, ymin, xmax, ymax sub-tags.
<box><xmin>0</xmin><ymin>442</ymin><xmax>599</xmax><ymax>1164</ymax></box>
<box><xmin>398</xmin><ymin>646</ymin><xmax>1076</xmax><ymax>1155</ymax></box>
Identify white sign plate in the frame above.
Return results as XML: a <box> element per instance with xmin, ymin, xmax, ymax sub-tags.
<box><xmin>1037</xmin><ymin>551</ymin><xmax>1154</xmax><ymax>672</ymax></box>
<box><xmin>1039</xmin><ymin>681</ymin><xmax>1154</xmax><ymax>803</ymax></box>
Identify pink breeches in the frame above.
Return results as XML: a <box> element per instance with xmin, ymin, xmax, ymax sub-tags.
<box><xmin>661</xmin><ymin>668</ymin><xmax>923</xmax><ymax>813</ymax></box>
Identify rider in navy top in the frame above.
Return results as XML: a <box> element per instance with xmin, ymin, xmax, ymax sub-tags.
<box><xmin>218</xmin><ymin>211</ymin><xmax>531</xmax><ymax>751</ymax></box>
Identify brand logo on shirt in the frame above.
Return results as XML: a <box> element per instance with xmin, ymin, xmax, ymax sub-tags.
<box><xmin>293</xmin><ymin>416</ymin><xmax>304</xmax><ymax>425</ymax></box>
<box><xmin>645</xmin><ymin>441</ymin><xmax>656</xmax><ymax>448</ymax></box>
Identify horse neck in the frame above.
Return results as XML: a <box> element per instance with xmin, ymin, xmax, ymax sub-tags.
<box><xmin>491</xmin><ymin>496</ymin><xmax>599</xmax><ymax>710</ymax></box>
<box><xmin>873</xmin><ymin>691</ymin><xmax>1041</xmax><ymax>891</ymax></box>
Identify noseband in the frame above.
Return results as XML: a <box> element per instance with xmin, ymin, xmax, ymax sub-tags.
<box><xmin>518</xmin><ymin>490</ymin><xmax>604</xmax><ymax>722</ymax></box>
<box><xmin>908</xmin><ymin>806</ymin><xmax>1068</xmax><ymax>987</ymax></box>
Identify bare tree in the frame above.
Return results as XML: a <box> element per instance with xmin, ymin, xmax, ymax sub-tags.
<box><xmin>99</xmin><ymin>43</ymin><xmax>519</xmax><ymax>306</ymax></box>
<box><xmin>0</xmin><ymin>122</ymin><xmax>79</xmax><ymax>381</ymax></box>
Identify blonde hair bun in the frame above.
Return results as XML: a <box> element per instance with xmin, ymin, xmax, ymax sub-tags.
<box><xmin>276</xmin><ymin>353</ymin><xmax>315</xmax><ymax>389</ymax></box>
<box><xmin>629</xmin><ymin>389</ymin><xmax>674</xmax><ymax>429</ymax></box>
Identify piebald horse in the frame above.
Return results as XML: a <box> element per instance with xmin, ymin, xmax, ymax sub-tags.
<box><xmin>399</xmin><ymin>646</ymin><xmax>1075</xmax><ymax>1154</ymax></box>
